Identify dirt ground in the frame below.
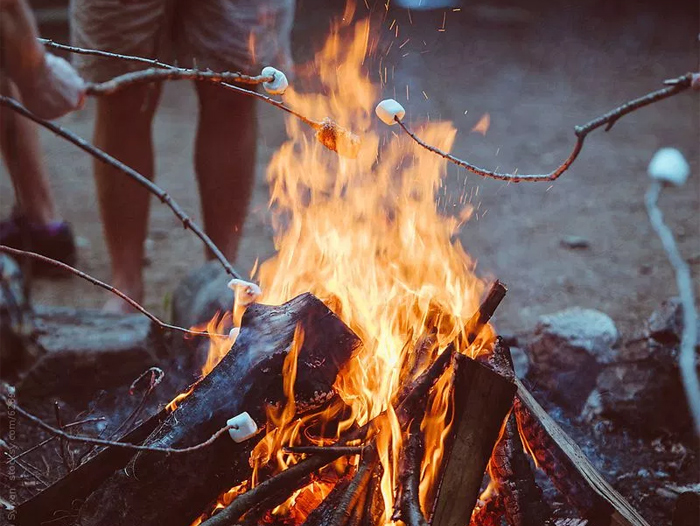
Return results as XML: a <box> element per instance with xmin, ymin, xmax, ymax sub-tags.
<box><xmin>1</xmin><ymin>0</ymin><xmax>698</xmax><ymax>339</ymax></box>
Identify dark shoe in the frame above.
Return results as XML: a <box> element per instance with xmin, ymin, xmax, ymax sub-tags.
<box><xmin>0</xmin><ymin>215</ymin><xmax>77</xmax><ymax>274</ymax></box>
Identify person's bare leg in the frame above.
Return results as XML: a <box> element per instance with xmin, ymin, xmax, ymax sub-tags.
<box><xmin>194</xmin><ymin>82</ymin><xmax>256</xmax><ymax>263</ymax></box>
<box><xmin>93</xmin><ymin>84</ymin><xmax>160</xmax><ymax>312</ymax></box>
<box><xmin>0</xmin><ymin>79</ymin><xmax>59</xmax><ymax>224</ymax></box>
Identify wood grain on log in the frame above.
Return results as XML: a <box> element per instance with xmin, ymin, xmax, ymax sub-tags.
<box><xmin>73</xmin><ymin>293</ymin><xmax>359</xmax><ymax>526</ymax></box>
<box><xmin>430</xmin><ymin>354</ymin><xmax>516</xmax><ymax>526</ymax></box>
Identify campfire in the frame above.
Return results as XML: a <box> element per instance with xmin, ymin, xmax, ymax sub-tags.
<box><xmin>3</xmin><ymin>9</ymin><xmax>697</xmax><ymax>526</ymax></box>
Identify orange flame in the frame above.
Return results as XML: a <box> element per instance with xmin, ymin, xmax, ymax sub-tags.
<box><xmin>194</xmin><ymin>15</ymin><xmax>495</xmax><ymax>524</ymax></box>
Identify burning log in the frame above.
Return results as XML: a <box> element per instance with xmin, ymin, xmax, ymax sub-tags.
<box><xmin>430</xmin><ymin>353</ymin><xmax>517</xmax><ymax>526</ymax></box>
<box><xmin>490</xmin><ymin>412</ymin><xmax>553</xmax><ymax>526</ymax></box>
<box><xmin>392</xmin><ymin>416</ymin><xmax>428</xmax><ymax>526</ymax></box>
<box><xmin>69</xmin><ymin>293</ymin><xmax>360</xmax><ymax>526</ymax></box>
<box><xmin>514</xmin><ymin>379</ymin><xmax>651</xmax><ymax>526</ymax></box>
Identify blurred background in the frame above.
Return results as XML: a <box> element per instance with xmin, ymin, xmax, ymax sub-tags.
<box><xmin>1</xmin><ymin>0</ymin><xmax>698</xmax><ymax>338</ymax></box>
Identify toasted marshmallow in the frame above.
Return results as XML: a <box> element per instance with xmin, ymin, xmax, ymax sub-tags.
<box><xmin>228</xmin><ymin>279</ymin><xmax>262</xmax><ymax>306</ymax></box>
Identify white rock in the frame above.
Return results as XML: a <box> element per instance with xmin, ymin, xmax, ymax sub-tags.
<box><xmin>261</xmin><ymin>66</ymin><xmax>288</xmax><ymax>95</ymax></box>
<box><xmin>226</xmin><ymin>412</ymin><xmax>258</xmax><ymax>443</ymax></box>
<box><xmin>647</xmin><ymin>147</ymin><xmax>690</xmax><ymax>186</ymax></box>
<box><xmin>227</xmin><ymin>278</ymin><xmax>262</xmax><ymax>306</ymax></box>
<box><xmin>375</xmin><ymin>99</ymin><xmax>406</xmax><ymax>125</ymax></box>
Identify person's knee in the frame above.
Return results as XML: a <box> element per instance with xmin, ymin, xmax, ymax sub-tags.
<box><xmin>96</xmin><ymin>83</ymin><xmax>162</xmax><ymax>126</ymax></box>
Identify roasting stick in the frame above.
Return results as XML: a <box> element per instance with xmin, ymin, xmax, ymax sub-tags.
<box><xmin>39</xmin><ymin>38</ymin><xmax>360</xmax><ymax>158</ymax></box>
<box><xmin>0</xmin><ymin>96</ymin><xmax>244</xmax><ymax>282</ymax></box>
<box><xmin>378</xmin><ymin>72</ymin><xmax>698</xmax><ymax>183</ymax></box>
<box><xmin>0</xmin><ymin>245</ymin><xmax>208</xmax><ymax>336</ymax></box>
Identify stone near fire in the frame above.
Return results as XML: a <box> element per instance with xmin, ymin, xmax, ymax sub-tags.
<box><xmin>16</xmin><ymin>306</ymin><xmax>163</xmax><ymax>415</ymax></box>
<box><xmin>375</xmin><ymin>98</ymin><xmax>406</xmax><ymax>125</ymax></box>
<box><xmin>582</xmin><ymin>301</ymin><xmax>700</xmax><ymax>435</ymax></box>
<box><xmin>647</xmin><ymin>147</ymin><xmax>690</xmax><ymax>186</ymax></box>
<box><xmin>171</xmin><ymin>260</ymin><xmax>232</xmax><ymax>330</ymax></box>
<box><xmin>261</xmin><ymin>66</ymin><xmax>288</xmax><ymax>95</ymax></box>
<box><xmin>526</xmin><ymin>307</ymin><xmax>619</xmax><ymax>412</ymax></box>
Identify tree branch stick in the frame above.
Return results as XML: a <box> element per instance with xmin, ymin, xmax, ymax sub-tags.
<box><xmin>1</xmin><ymin>394</ymin><xmax>235</xmax><ymax>455</ymax></box>
<box><xmin>85</xmin><ymin>68</ymin><xmax>273</xmax><ymax>96</ymax></box>
<box><xmin>0</xmin><ymin>96</ymin><xmax>243</xmax><ymax>281</ymax></box>
<box><xmin>0</xmin><ymin>245</ymin><xmax>208</xmax><ymax>336</ymax></box>
<box><xmin>396</xmin><ymin>73</ymin><xmax>696</xmax><ymax>182</ymax></box>
<box><xmin>645</xmin><ymin>181</ymin><xmax>700</xmax><ymax>435</ymax></box>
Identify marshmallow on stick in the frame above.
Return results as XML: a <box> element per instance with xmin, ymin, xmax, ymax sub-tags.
<box><xmin>261</xmin><ymin>66</ymin><xmax>289</xmax><ymax>95</ymax></box>
<box><xmin>648</xmin><ymin>147</ymin><xmax>690</xmax><ymax>186</ymax></box>
<box><xmin>226</xmin><ymin>412</ymin><xmax>258</xmax><ymax>443</ymax></box>
<box><xmin>375</xmin><ymin>99</ymin><xmax>406</xmax><ymax>125</ymax></box>
<box><xmin>228</xmin><ymin>278</ymin><xmax>262</xmax><ymax>307</ymax></box>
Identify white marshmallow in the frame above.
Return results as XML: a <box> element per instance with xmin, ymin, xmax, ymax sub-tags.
<box><xmin>375</xmin><ymin>99</ymin><xmax>406</xmax><ymax>125</ymax></box>
<box><xmin>261</xmin><ymin>66</ymin><xmax>289</xmax><ymax>95</ymax></box>
<box><xmin>226</xmin><ymin>412</ymin><xmax>258</xmax><ymax>443</ymax></box>
<box><xmin>227</xmin><ymin>279</ymin><xmax>262</xmax><ymax>306</ymax></box>
<box><xmin>648</xmin><ymin>147</ymin><xmax>690</xmax><ymax>186</ymax></box>
<box><xmin>228</xmin><ymin>327</ymin><xmax>240</xmax><ymax>340</ymax></box>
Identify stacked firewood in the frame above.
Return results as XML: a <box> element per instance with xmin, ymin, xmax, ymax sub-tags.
<box><xmin>13</xmin><ymin>284</ymin><xmax>651</xmax><ymax>526</ymax></box>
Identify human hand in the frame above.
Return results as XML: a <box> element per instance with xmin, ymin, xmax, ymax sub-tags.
<box><xmin>19</xmin><ymin>53</ymin><xmax>86</xmax><ymax>119</ymax></box>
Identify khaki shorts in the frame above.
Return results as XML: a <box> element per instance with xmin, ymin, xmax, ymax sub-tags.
<box><xmin>70</xmin><ymin>0</ymin><xmax>294</xmax><ymax>82</ymax></box>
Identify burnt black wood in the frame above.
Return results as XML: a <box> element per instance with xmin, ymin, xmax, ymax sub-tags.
<box><xmin>21</xmin><ymin>293</ymin><xmax>359</xmax><ymax>526</ymax></box>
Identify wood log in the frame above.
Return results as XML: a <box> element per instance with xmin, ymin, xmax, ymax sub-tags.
<box><xmin>429</xmin><ymin>354</ymin><xmax>516</xmax><ymax>526</ymax></box>
<box><xmin>73</xmin><ymin>293</ymin><xmax>360</xmax><ymax>526</ymax></box>
<box><xmin>490</xmin><ymin>412</ymin><xmax>552</xmax><ymax>526</ymax></box>
<box><xmin>393</xmin><ymin>416</ymin><xmax>428</xmax><ymax>526</ymax></box>
<box><xmin>514</xmin><ymin>378</ymin><xmax>651</xmax><ymax>526</ymax></box>
<box><xmin>483</xmin><ymin>339</ymin><xmax>552</xmax><ymax>526</ymax></box>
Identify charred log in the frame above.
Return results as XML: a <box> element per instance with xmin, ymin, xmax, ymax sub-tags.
<box><xmin>490</xmin><ymin>412</ymin><xmax>552</xmax><ymax>526</ymax></box>
<box><xmin>73</xmin><ymin>293</ymin><xmax>359</xmax><ymax>526</ymax></box>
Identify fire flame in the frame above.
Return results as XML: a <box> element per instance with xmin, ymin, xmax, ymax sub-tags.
<box><xmin>193</xmin><ymin>14</ymin><xmax>496</xmax><ymax>525</ymax></box>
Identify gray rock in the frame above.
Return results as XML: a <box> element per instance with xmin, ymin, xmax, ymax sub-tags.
<box><xmin>560</xmin><ymin>235</ymin><xmax>590</xmax><ymax>250</ymax></box>
<box><xmin>0</xmin><ymin>255</ymin><xmax>35</xmax><ymax>378</ymax></box>
<box><xmin>582</xmin><ymin>336</ymin><xmax>695</xmax><ymax>435</ymax></box>
<box><xmin>17</xmin><ymin>306</ymin><xmax>163</xmax><ymax>414</ymax></box>
<box><xmin>646</xmin><ymin>297</ymin><xmax>683</xmax><ymax>346</ymax></box>
<box><xmin>526</xmin><ymin>307</ymin><xmax>619</xmax><ymax>412</ymax></box>
<box><xmin>170</xmin><ymin>261</ymin><xmax>233</xmax><ymax>330</ymax></box>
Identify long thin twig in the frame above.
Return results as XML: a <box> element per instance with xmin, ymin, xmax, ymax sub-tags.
<box><xmin>0</xmin><ymin>97</ymin><xmax>243</xmax><ymax>280</ymax></box>
<box><xmin>85</xmin><ymin>68</ymin><xmax>273</xmax><ymax>96</ymax></box>
<box><xmin>396</xmin><ymin>72</ymin><xmax>697</xmax><ymax>182</ymax></box>
<box><xmin>39</xmin><ymin>38</ymin><xmax>177</xmax><ymax>70</ymax></box>
<box><xmin>0</xmin><ymin>245</ymin><xmax>208</xmax><ymax>336</ymax></box>
<box><xmin>645</xmin><ymin>181</ymin><xmax>700</xmax><ymax>436</ymax></box>
<box><xmin>5</xmin><ymin>417</ymin><xmax>104</xmax><ymax>465</ymax></box>
<box><xmin>1</xmin><ymin>394</ymin><xmax>235</xmax><ymax>454</ymax></box>
<box><xmin>39</xmin><ymin>38</ymin><xmax>319</xmax><ymax>128</ymax></box>
<box><xmin>283</xmin><ymin>445</ymin><xmax>364</xmax><ymax>455</ymax></box>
